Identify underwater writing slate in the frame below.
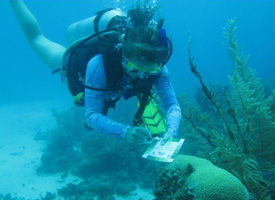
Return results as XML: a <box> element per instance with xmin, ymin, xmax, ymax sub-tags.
<box><xmin>142</xmin><ymin>139</ymin><xmax>185</xmax><ymax>162</ymax></box>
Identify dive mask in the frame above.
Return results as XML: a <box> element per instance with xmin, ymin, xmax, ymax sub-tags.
<box><xmin>124</xmin><ymin>59</ymin><xmax>162</xmax><ymax>78</ymax></box>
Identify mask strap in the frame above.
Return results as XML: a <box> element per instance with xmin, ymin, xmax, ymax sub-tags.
<box><xmin>159</xmin><ymin>28</ymin><xmax>168</xmax><ymax>48</ymax></box>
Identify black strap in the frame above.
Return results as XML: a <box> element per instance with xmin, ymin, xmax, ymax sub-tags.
<box><xmin>162</xmin><ymin>38</ymin><xmax>173</xmax><ymax>66</ymax></box>
<box><xmin>94</xmin><ymin>8</ymin><xmax>114</xmax><ymax>33</ymax></box>
<box><xmin>52</xmin><ymin>68</ymin><xmax>61</xmax><ymax>74</ymax></box>
<box><xmin>102</xmin><ymin>97</ymin><xmax>121</xmax><ymax>115</ymax></box>
<box><xmin>102</xmin><ymin>45</ymin><xmax>124</xmax><ymax>92</ymax></box>
<box><xmin>83</xmin><ymin>84</ymin><xmax>118</xmax><ymax>92</ymax></box>
<box><xmin>132</xmin><ymin>91</ymin><xmax>150</xmax><ymax>126</ymax></box>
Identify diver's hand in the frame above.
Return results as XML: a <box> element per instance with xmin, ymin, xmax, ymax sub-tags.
<box><xmin>126</xmin><ymin>127</ymin><xmax>152</xmax><ymax>144</ymax></box>
<box><xmin>161</xmin><ymin>132</ymin><xmax>175</xmax><ymax>145</ymax></box>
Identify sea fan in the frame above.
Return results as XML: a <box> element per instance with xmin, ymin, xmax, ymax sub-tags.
<box><xmin>225</xmin><ymin>19</ymin><xmax>275</xmax><ymax>167</ymax></box>
<box><xmin>184</xmin><ymin>18</ymin><xmax>275</xmax><ymax>199</ymax></box>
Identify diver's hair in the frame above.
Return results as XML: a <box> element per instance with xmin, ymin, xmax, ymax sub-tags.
<box><xmin>127</xmin><ymin>1</ymin><xmax>159</xmax><ymax>27</ymax></box>
<box><xmin>122</xmin><ymin>26</ymin><xmax>169</xmax><ymax>63</ymax></box>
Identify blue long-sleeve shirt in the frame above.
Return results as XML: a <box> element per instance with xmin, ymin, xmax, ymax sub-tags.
<box><xmin>85</xmin><ymin>54</ymin><xmax>181</xmax><ymax>138</ymax></box>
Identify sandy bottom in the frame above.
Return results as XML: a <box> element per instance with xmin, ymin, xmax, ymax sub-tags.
<box><xmin>0</xmin><ymin>100</ymin><xmax>154</xmax><ymax>200</ymax></box>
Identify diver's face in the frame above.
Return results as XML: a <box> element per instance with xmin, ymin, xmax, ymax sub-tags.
<box><xmin>122</xmin><ymin>58</ymin><xmax>162</xmax><ymax>79</ymax></box>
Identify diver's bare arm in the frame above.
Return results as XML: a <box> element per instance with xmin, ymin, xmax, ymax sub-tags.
<box><xmin>9</xmin><ymin>0</ymin><xmax>66</xmax><ymax>70</ymax></box>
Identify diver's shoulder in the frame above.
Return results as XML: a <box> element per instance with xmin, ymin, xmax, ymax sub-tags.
<box><xmin>87</xmin><ymin>54</ymin><xmax>104</xmax><ymax>71</ymax></box>
<box><xmin>160</xmin><ymin>65</ymin><xmax>169</xmax><ymax>76</ymax></box>
<box><xmin>88</xmin><ymin>54</ymin><xmax>103</xmax><ymax>63</ymax></box>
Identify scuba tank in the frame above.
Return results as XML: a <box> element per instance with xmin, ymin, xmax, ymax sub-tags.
<box><xmin>66</xmin><ymin>8</ymin><xmax>126</xmax><ymax>45</ymax></box>
<box><xmin>62</xmin><ymin>8</ymin><xmax>127</xmax><ymax>102</ymax></box>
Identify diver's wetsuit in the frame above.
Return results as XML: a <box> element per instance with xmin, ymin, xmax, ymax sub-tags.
<box><xmin>85</xmin><ymin>54</ymin><xmax>182</xmax><ymax>138</ymax></box>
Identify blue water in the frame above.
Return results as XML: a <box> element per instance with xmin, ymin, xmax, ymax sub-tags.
<box><xmin>0</xmin><ymin>0</ymin><xmax>274</xmax><ymax>105</ymax></box>
<box><xmin>0</xmin><ymin>1</ymin><xmax>275</xmax><ymax>199</ymax></box>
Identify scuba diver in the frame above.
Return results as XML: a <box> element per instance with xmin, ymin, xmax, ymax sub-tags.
<box><xmin>10</xmin><ymin>0</ymin><xmax>182</xmax><ymax>145</ymax></box>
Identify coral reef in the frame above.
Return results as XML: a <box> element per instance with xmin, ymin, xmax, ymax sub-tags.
<box><xmin>154</xmin><ymin>163</ymin><xmax>195</xmax><ymax>200</ymax></box>
<box><xmin>179</xmin><ymin>19</ymin><xmax>275</xmax><ymax>199</ymax></box>
<box><xmin>36</xmin><ymin>107</ymin><xmax>160</xmax><ymax>199</ymax></box>
<box><xmin>155</xmin><ymin>155</ymin><xmax>249</xmax><ymax>200</ymax></box>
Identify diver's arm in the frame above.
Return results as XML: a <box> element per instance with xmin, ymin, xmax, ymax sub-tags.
<box><xmin>85</xmin><ymin>55</ymin><xmax>130</xmax><ymax>138</ymax></box>
<box><xmin>10</xmin><ymin>0</ymin><xmax>65</xmax><ymax>70</ymax></box>
<box><xmin>85</xmin><ymin>107</ymin><xmax>130</xmax><ymax>138</ymax></box>
<box><xmin>155</xmin><ymin>66</ymin><xmax>182</xmax><ymax>138</ymax></box>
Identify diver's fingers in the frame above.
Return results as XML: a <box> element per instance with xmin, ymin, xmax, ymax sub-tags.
<box><xmin>131</xmin><ymin>133</ymin><xmax>146</xmax><ymax>140</ymax></box>
<box><xmin>135</xmin><ymin>127</ymin><xmax>152</xmax><ymax>139</ymax></box>
<box><xmin>161</xmin><ymin>133</ymin><xmax>171</xmax><ymax>145</ymax></box>
<box><xmin>125</xmin><ymin>126</ymin><xmax>152</xmax><ymax>144</ymax></box>
<box><xmin>131</xmin><ymin>134</ymin><xmax>151</xmax><ymax>144</ymax></box>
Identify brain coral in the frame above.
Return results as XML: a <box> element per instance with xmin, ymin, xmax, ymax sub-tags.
<box><xmin>167</xmin><ymin>155</ymin><xmax>249</xmax><ymax>200</ymax></box>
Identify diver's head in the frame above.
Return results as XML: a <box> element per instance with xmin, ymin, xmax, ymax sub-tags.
<box><xmin>121</xmin><ymin>2</ymin><xmax>170</xmax><ymax>79</ymax></box>
<box><xmin>122</xmin><ymin>26</ymin><xmax>169</xmax><ymax>79</ymax></box>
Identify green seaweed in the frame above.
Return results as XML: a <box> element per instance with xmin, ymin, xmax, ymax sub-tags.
<box><xmin>181</xmin><ymin>19</ymin><xmax>275</xmax><ymax>199</ymax></box>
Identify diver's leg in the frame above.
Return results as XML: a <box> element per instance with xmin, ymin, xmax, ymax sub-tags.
<box><xmin>10</xmin><ymin>0</ymin><xmax>66</xmax><ymax>71</ymax></box>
